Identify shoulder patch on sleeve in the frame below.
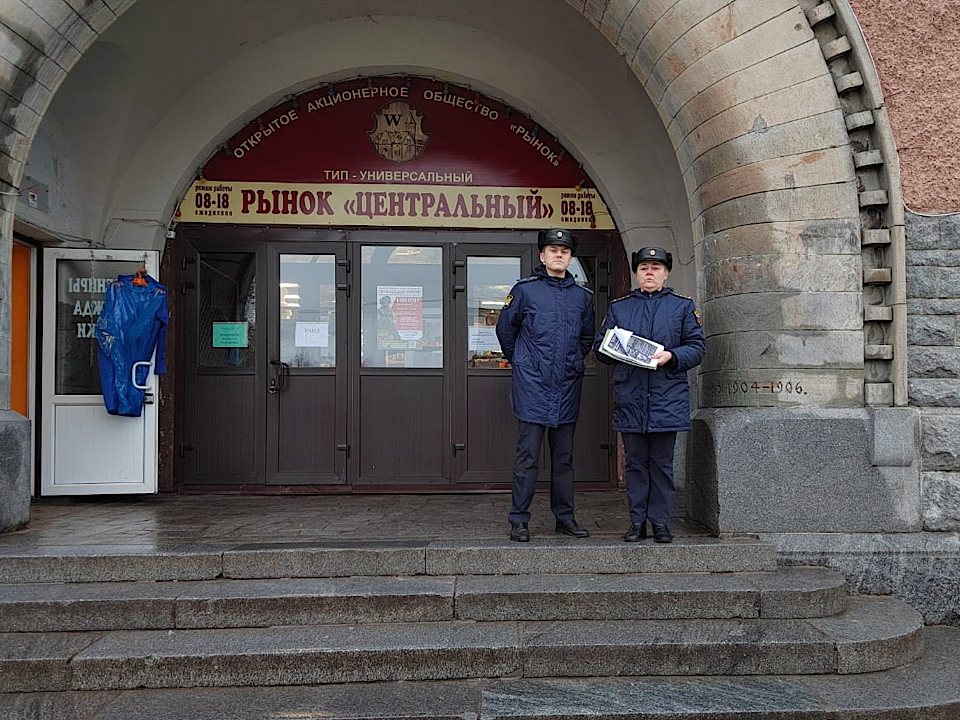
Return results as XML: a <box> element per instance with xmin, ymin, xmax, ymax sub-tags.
<box><xmin>693</xmin><ymin>308</ymin><xmax>702</xmax><ymax>326</ymax></box>
<box><xmin>504</xmin><ymin>276</ymin><xmax>537</xmax><ymax>307</ymax></box>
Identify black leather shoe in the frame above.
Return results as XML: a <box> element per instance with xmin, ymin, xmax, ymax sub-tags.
<box><xmin>510</xmin><ymin>522</ymin><xmax>530</xmax><ymax>542</ymax></box>
<box><xmin>623</xmin><ymin>522</ymin><xmax>647</xmax><ymax>542</ymax></box>
<box><xmin>652</xmin><ymin>523</ymin><xmax>672</xmax><ymax>543</ymax></box>
<box><xmin>555</xmin><ymin>518</ymin><xmax>589</xmax><ymax>538</ymax></box>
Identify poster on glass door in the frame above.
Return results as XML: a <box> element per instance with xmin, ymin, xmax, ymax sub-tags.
<box><xmin>376</xmin><ymin>286</ymin><xmax>423</xmax><ymax>349</ymax></box>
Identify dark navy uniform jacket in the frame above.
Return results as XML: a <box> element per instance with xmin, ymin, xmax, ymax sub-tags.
<box><xmin>594</xmin><ymin>287</ymin><xmax>704</xmax><ymax>433</ymax></box>
<box><xmin>496</xmin><ymin>266</ymin><xmax>595</xmax><ymax>427</ymax></box>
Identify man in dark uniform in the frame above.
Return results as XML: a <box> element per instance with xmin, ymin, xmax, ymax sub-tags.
<box><xmin>594</xmin><ymin>247</ymin><xmax>705</xmax><ymax>543</ymax></box>
<box><xmin>496</xmin><ymin>228</ymin><xmax>596</xmax><ymax>542</ymax></box>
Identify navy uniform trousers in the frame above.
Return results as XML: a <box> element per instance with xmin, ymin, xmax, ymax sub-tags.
<box><xmin>622</xmin><ymin>431</ymin><xmax>677</xmax><ymax>526</ymax></box>
<box><xmin>508</xmin><ymin>421</ymin><xmax>576</xmax><ymax>525</ymax></box>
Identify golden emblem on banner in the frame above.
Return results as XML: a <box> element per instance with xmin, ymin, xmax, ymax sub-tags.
<box><xmin>368</xmin><ymin>101</ymin><xmax>429</xmax><ymax>163</ymax></box>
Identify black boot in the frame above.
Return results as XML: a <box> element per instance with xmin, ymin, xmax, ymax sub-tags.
<box><xmin>555</xmin><ymin>518</ymin><xmax>590</xmax><ymax>538</ymax></box>
<box><xmin>510</xmin><ymin>522</ymin><xmax>530</xmax><ymax>542</ymax></box>
<box><xmin>623</xmin><ymin>521</ymin><xmax>647</xmax><ymax>542</ymax></box>
<box><xmin>651</xmin><ymin>523</ymin><xmax>672</xmax><ymax>543</ymax></box>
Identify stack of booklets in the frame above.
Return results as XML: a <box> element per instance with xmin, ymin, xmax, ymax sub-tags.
<box><xmin>598</xmin><ymin>327</ymin><xmax>663</xmax><ymax>369</ymax></box>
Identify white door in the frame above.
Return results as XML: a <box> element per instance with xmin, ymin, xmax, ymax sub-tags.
<box><xmin>41</xmin><ymin>248</ymin><xmax>160</xmax><ymax>495</ymax></box>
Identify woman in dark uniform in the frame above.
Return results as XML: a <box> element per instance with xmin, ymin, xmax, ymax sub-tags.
<box><xmin>595</xmin><ymin>247</ymin><xmax>705</xmax><ymax>543</ymax></box>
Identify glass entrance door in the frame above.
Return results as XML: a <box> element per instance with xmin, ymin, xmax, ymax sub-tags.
<box><xmin>41</xmin><ymin>248</ymin><xmax>161</xmax><ymax>495</ymax></box>
<box><xmin>452</xmin><ymin>245</ymin><xmax>530</xmax><ymax>484</ymax></box>
<box><xmin>450</xmin><ymin>244</ymin><xmax>613</xmax><ymax>486</ymax></box>
<box><xmin>267</xmin><ymin>246</ymin><xmax>348</xmax><ymax>484</ymax></box>
<box><xmin>182</xmin><ymin>242</ymin><xmax>264</xmax><ymax>485</ymax></box>
<box><xmin>180</xmin><ymin>235</ymin><xmax>614</xmax><ymax>490</ymax></box>
<box><xmin>354</xmin><ymin>245</ymin><xmax>447</xmax><ymax>484</ymax></box>
<box><xmin>182</xmin><ymin>241</ymin><xmax>348</xmax><ymax>486</ymax></box>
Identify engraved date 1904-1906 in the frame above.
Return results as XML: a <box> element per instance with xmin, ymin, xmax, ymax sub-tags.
<box><xmin>713</xmin><ymin>381</ymin><xmax>807</xmax><ymax>396</ymax></box>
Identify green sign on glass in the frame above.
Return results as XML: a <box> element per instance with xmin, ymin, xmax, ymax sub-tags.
<box><xmin>212</xmin><ymin>322</ymin><xmax>248</xmax><ymax>348</ymax></box>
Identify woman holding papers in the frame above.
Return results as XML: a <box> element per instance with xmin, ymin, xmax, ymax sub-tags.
<box><xmin>594</xmin><ymin>247</ymin><xmax>705</xmax><ymax>543</ymax></box>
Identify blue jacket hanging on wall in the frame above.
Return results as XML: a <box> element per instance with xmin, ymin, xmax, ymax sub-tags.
<box><xmin>94</xmin><ymin>270</ymin><xmax>169</xmax><ymax>417</ymax></box>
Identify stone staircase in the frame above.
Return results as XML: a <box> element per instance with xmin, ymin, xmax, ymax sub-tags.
<box><xmin>1</xmin><ymin>537</ymin><xmax>959</xmax><ymax>719</ymax></box>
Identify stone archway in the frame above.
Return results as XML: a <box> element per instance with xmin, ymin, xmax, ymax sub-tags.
<box><xmin>0</xmin><ymin>0</ymin><xmax>912</xmax><ymax>533</ymax></box>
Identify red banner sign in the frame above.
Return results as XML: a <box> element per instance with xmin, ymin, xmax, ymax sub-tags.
<box><xmin>178</xmin><ymin>76</ymin><xmax>613</xmax><ymax>230</ymax></box>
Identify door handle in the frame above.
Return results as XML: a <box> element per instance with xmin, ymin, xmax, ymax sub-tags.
<box><xmin>268</xmin><ymin>360</ymin><xmax>290</xmax><ymax>394</ymax></box>
<box><xmin>131</xmin><ymin>361</ymin><xmax>152</xmax><ymax>390</ymax></box>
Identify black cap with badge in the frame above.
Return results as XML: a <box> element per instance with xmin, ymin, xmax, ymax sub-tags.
<box><xmin>632</xmin><ymin>246</ymin><xmax>672</xmax><ymax>272</ymax></box>
<box><xmin>537</xmin><ymin>228</ymin><xmax>578</xmax><ymax>255</ymax></box>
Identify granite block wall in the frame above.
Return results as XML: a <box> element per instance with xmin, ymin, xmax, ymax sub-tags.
<box><xmin>906</xmin><ymin>211</ymin><xmax>960</xmax><ymax>531</ymax></box>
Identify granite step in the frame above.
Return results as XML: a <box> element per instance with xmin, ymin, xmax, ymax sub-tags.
<box><xmin>454</xmin><ymin>566</ymin><xmax>846</xmax><ymax>622</ymax></box>
<box><xmin>0</xmin><ymin>596</ymin><xmax>922</xmax><ymax>692</ymax></box>
<box><xmin>423</xmin><ymin>537</ymin><xmax>776</xmax><ymax>576</ymax></box>
<box><xmin>0</xmin><ymin>537</ymin><xmax>776</xmax><ymax>583</ymax></box>
<box><xmin>5</xmin><ymin>626</ymin><xmax>960</xmax><ymax>719</ymax></box>
<box><xmin>0</xmin><ymin>567</ymin><xmax>847</xmax><ymax>632</ymax></box>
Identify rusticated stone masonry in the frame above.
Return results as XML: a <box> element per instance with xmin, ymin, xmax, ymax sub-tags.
<box><xmin>583</xmin><ymin>0</ymin><xmax>867</xmax><ymax>410</ymax></box>
<box><xmin>905</xmin><ymin>210</ymin><xmax>960</xmax><ymax>531</ymax></box>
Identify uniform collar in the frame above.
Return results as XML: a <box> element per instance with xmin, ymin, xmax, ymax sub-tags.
<box><xmin>634</xmin><ymin>286</ymin><xmax>671</xmax><ymax>297</ymax></box>
<box><xmin>534</xmin><ymin>265</ymin><xmax>576</xmax><ymax>286</ymax></box>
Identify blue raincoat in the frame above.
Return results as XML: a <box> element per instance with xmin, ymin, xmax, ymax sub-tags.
<box><xmin>594</xmin><ymin>287</ymin><xmax>704</xmax><ymax>433</ymax></box>
<box><xmin>94</xmin><ymin>273</ymin><xmax>168</xmax><ymax>417</ymax></box>
<box><xmin>496</xmin><ymin>266</ymin><xmax>595</xmax><ymax>427</ymax></box>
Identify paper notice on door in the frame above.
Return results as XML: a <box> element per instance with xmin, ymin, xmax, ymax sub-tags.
<box><xmin>469</xmin><ymin>326</ymin><xmax>502</xmax><ymax>352</ymax></box>
<box><xmin>295</xmin><ymin>322</ymin><xmax>329</xmax><ymax>347</ymax></box>
<box><xmin>212</xmin><ymin>322</ymin><xmax>248</xmax><ymax>348</ymax></box>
